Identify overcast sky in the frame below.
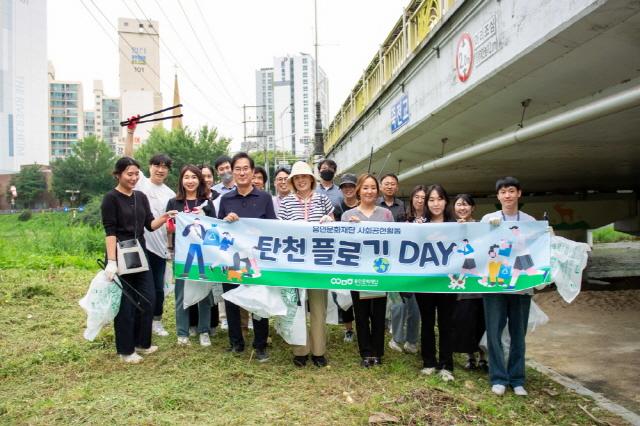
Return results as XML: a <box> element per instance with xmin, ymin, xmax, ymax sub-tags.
<box><xmin>48</xmin><ymin>0</ymin><xmax>406</xmax><ymax>151</ymax></box>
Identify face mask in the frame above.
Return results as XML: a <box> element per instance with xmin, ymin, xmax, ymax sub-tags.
<box><xmin>320</xmin><ymin>170</ymin><xmax>335</xmax><ymax>181</ymax></box>
<box><xmin>221</xmin><ymin>172</ymin><xmax>233</xmax><ymax>185</ymax></box>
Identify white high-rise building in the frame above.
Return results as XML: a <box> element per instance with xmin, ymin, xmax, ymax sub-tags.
<box><xmin>248</xmin><ymin>67</ymin><xmax>274</xmax><ymax>153</ymax></box>
<box><xmin>256</xmin><ymin>53</ymin><xmax>329</xmax><ymax>158</ymax></box>
<box><xmin>0</xmin><ymin>0</ymin><xmax>48</xmax><ymax>173</ymax></box>
<box><xmin>93</xmin><ymin>80</ymin><xmax>121</xmax><ymax>153</ymax></box>
<box><xmin>118</xmin><ymin>17</ymin><xmax>162</xmax><ymax>147</ymax></box>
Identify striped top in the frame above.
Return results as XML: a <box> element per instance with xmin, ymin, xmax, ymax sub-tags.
<box><xmin>278</xmin><ymin>192</ymin><xmax>334</xmax><ymax>222</ymax></box>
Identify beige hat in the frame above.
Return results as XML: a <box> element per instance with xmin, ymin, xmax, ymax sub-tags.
<box><xmin>288</xmin><ymin>161</ymin><xmax>317</xmax><ymax>192</ymax></box>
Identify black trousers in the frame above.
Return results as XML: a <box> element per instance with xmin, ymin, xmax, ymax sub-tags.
<box><xmin>189</xmin><ymin>303</ymin><xmax>220</xmax><ymax>328</ymax></box>
<box><xmin>351</xmin><ymin>292</ymin><xmax>387</xmax><ymax>358</ymax></box>
<box><xmin>415</xmin><ymin>293</ymin><xmax>456</xmax><ymax>371</ymax></box>
<box><xmin>222</xmin><ymin>283</ymin><xmax>268</xmax><ymax>350</ymax></box>
<box><xmin>114</xmin><ymin>267</ymin><xmax>155</xmax><ymax>355</ymax></box>
<box><xmin>146</xmin><ymin>250</ymin><xmax>166</xmax><ymax>319</ymax></box>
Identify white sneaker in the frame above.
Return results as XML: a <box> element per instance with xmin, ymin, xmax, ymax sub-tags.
<box><xmin>403</xmin><ymin>342</ymin><xmax>418</xmax><ymax>354</ymax></box>
<box><xmin>388</xmin><ymin>339</ymin><xmax>403</xmax><ymax>353</ymax></box>
<box><xmin>199</xmin><ymin>333</ymin><xmax>211</xmax><ymax>347</ymax></box>
<box><xmin>209</xmin><ymin>327</ymin><xmax>217</xmax><ymax>337</ymax></box>
<box><xmin>135</xmin><ymin>345</ymin><xmax>158</xmax><ymax>355</ymax></box>
<box><xmin>152</xmin><ymin>320</ymin><xmax>169</xmax><ymax>337</ymax></box>
<box><xmin>513</xmin><ymin>386</ymin><xmax>528</xmax><ymax>396</ymax></box>
<box><xmin>221</xmin><ymin>319</ymin><xmax>228</xmax><ymax>330</ymax></box>
<box><xmin>491</xmin><ymin>384</ymin><xmax>506</xmax><ymax>396</ymax></box>
<box><xmin>120</xmin><ymin>352</ymin><xmax>143</xmax><ymax>364</ymax></box>
<box><xmin>420</xmin><ymin>367</ymin><xmax>436</xmax><ymax>375</ymax></box>
<box><xmin>188</xmin><ymin>327</ymin><xmax>197</xmax><ymax>337</ymax></box>
<box><xmin>439</xmin><ymin>369</ymin><xmax>454</xmax><ymax>382</ymax></box>
<box><xmin>177</xmin><ymin>336</ymin><xmax>190</xmax><ymax>345</ymax></box>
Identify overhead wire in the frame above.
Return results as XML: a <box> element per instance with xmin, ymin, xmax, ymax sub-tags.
<box><xmin>175</xmin><ymin>0</ymin><xmax>242</xmax><ymax>109</ymax></box>
<box><xmin>80</xmin><ymin>0</ymin><xmax>214</xmax><ymax>126</ymax></box>
<box><xmin>193</xmin><ymin>0</ymin><xmax>249</xmax><ymax>100</ymax></box>
<box><xmin>118</xmin><ymin>0</ymin><xmax>239</xmax><ymax>126</ymax></box>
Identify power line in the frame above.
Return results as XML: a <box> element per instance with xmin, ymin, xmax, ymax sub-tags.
<box><xmin>193</xmin><ymin>0</ymin><xmax>249</xmax><ymax>100</ymax></box>
<box><xmin>175</xmin><ymin>0</ymin><xmax>242</xmax><ymax>108</ymax></box>
<box><xmin>120</xmin><ymin>0</ymin><xmax>239</xmax><ymax>125</ymax></box>
<box><xmin>78</xmin><ymin>0</ymin><xmax>216</xmax><ymax>127</ymax></box>
<box><xmin>151</xmin><ymin>0</ymin><xmax>242</xmax><ymax>111</ymax></box>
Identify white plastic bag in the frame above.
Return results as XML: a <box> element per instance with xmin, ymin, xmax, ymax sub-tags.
<box><xmin>211</xmin><ymin>283</ymin><xmax>224</xmax><ymax>305</ymax></box>
<box><xmin>326</xmin><ymin>290</ymin><xmax>353</xmax><ymax>325</ymax></box>
<box><xmin>164</xmin><ymin>259</ymin><xmax>175</xmax><ymax>297</ymax></box>
<box><xmin>222</xmin><ymin>285</ymin><xmax>288</xmax><ymax>319</ymax></box>
<box><xmin>78</xmin><ymin>271</ymin><xmax>122</xmax><ymax>341</ymax></box>
<box><xmin>550</xmin><ymin>236</ymin><xmax>590</xmax><ymax>304</ymax></box>
<box><xmin>183</xmin><ymin>280</ymin><xmax>213</xmax><ymax>309</ymax></box>
<box><xmin>274</xmin><ymin>288</ymin><xmax>307</xmax><ymax>345</ymax></box>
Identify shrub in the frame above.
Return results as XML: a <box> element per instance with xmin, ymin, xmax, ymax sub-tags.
<box><xmin>18</xmin><ymin>210</ymin><xmax>32</xmax><ymax>221</ymax></box>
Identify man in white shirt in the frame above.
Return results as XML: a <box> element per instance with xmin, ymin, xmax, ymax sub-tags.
<box><xmin>480</xmin><ymin>176</ymin><xmax>535</xmax><ymax>398</ymax></box>
<box><xmin>135</xmin><ymin>154</ymin><xmax>176</xmax><ymax>337</ymax></box>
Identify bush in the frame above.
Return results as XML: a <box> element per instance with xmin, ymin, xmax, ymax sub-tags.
<box><xmin>75</xmin><ymin>196</ymin><xmax>103</xmax><ymax>227</ymax></box>
<box><xmin>18</xmin><ymin>210</ymin><xmax>32</xmax><ymax>221</ymax></box>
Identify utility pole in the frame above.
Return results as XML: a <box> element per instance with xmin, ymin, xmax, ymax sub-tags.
<box><xmin>313</xmin><ymin>0</ymin><xmax>325</xmax><ymax>166</ymax></box>
<box><xmin>242</xmin><ymin>104</ymin><xmax>270</xmax><ymax>191</ymax></box>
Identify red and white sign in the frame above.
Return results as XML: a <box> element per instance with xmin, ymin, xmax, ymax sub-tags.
<box><xmin>456</xmin><ymin>33</ymin><xmax>474</xmax><ymax>82</ymax></box>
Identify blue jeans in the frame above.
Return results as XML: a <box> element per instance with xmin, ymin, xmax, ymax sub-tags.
<box><xmin>390</xmin><ymin>294</ymin><xmax>420</xmax><ymax>345</ymax></box>
<box><xmin>483</xmin><ymin>294</ymin><xmax>531</xmax><ymax>387</ymax></box>
<box><xmin>175</xmin><ymin>279</ymin><xmax>211</xmax><ymax>337</ymax></box>
<box><xmin>183</xmin><ymin>244</ymin><xmax>204</xmax><ymax>276</ymax></box>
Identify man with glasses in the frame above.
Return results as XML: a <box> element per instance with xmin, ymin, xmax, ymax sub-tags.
<box><xmin>218</xmin><ymin>152</ymin><xmax>277</xmax><ymax>362</ymax></box>
<box><xmin>272</xmin><ymin>165</ymin><xmax>291</xmax><ymax>216</ymax></box>
<box><xmin>378</xmin><ymin>173</ymin><xmax>405</xmax><ymax>222</ymax></box>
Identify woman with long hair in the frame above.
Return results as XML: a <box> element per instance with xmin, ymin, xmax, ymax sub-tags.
<box><xmin>451</xmin><ymin>194</ymin><xmax>487</xmax><ymax>371</ymax></box>
<box><xmin>342</xmin><ymin>174</ymin><xmax>394</xmax><ymax>367</ymax></box>
<box><xmin>415</xmin><ymin>184</ymin><xmax>457</xmax><ymax>381</ymax></box>
<box><xmin>101</xmin><ymin>157</ymin><xmax>177</xmax><ymax>363</ymax></box>
<box><xmin>166</xmin><ymin>165</ymin><xmax>216</xmax><ymax>347</ymax></box>
<box><xmin>388</xmin><ymin>185</ymin><xmax>424</xmax><ymax>355</ymax></box>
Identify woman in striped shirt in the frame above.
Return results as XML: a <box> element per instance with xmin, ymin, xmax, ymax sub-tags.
<box><xmin>278</xmin><ymin>161</ymin><xmax>334</xmax><ymax>368</ymax></box>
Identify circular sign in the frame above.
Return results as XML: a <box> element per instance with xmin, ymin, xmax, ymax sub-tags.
<box><xmin>456</xmin><ymin>33</ymin><xmax>474</xmax><ymax>82</ymax></box>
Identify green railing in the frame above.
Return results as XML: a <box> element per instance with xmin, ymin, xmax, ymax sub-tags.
<box><xmin>325</xmin><ymin>0</ymin><xmax>454</xmax><ymax>153</ymax></box>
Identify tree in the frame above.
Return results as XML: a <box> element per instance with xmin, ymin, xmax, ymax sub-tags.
<box><xmin>134</xmin><ymin>126</ymin><xmax>230</xmax><ymax>189</ymax></box>
<box><xmin>250</xmin><ymin>150</ymin><xmax>297</xmax><ymax>182</ymax></box>
<box><xmin>8</xmin><ymin>164</ymin><xmax>48</xmax><ymax>208</ymax></box>
<box><xmin>51</xmin><ymin>135</ymin><xmax>116</xmax><ymax>204</ymax></box>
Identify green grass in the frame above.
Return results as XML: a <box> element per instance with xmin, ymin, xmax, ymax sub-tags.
<box><xmin>592</xmin><ymin>224</ymin><xmax>639</xmax><ymax>244</ymax></box>
<box><xmin>0</xmin><ymin>213</ymin><xmax>629</xmax><ymax>424</ymax></box>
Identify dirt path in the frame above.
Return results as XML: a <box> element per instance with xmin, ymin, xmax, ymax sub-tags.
<box><xmin>528</xmin><ymin>282</ymin><xmax>640</xmax><ymax>414</ymax></box>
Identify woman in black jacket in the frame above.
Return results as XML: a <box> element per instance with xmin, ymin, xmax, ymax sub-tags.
<box><xmin>101</xmin><ymin>157</ymin><xmax>176</xmax><ymax>364</ymax></box>
<box><xmin>166</xmin><ymin>165</ymin><xmax>217</xmax><ymax>347</ymax></box>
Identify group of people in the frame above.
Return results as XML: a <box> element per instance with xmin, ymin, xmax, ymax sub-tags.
<box><xmin>101</xmin><ymin>142</ymin><xmax>536</xmax><ymax>397</ymax></box>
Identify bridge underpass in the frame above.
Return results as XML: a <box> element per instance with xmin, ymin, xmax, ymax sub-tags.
<box><xmin>323</xmin><ymin>0</ymin><xmax>640</xmax><ymax>237</ymax></box>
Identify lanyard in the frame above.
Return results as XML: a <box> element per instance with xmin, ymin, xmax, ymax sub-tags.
<box><xmin>501</xmin><ymin>211</ymin><xmax>520</xmax><ymax>221</ymax></box>
<box><xmin>295</xmin><ymin>193</ymin><xmax>313</xmax><ymax>221</ymax></box>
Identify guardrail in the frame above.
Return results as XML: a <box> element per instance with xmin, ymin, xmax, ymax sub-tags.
<box><xmin>325</xmin><ymin>0</ymin><xmax>454</xmax><ymax>153</ymax></box>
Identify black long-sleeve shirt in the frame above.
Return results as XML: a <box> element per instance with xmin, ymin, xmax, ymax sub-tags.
<box><xmin>101</xmin><ymin>189</ymin><xmax>154</xmax><ymax>244</ymax></box>
<box><xmin>165</xmin><ymin>197</ymin><xmax>216</xmax><ymax>247</ymax></box>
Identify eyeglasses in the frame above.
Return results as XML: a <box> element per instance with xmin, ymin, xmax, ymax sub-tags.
<box><xmin>233</xmin><ymin>167</ymin><xmax>251</xmax><ymax>173</ymax></box>
<box><xmin>276</xmin><ymin>177</ymin><xmax>288</xmax><ymax>183</ymax></box>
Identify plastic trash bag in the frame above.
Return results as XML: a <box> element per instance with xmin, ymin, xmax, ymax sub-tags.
<box><xmin>222</xmin><ymin>285</ymin><xmax>288</xmax><ymax>319</ymax></box>
<box><xmin>78</xmin><ymin>270</ymin><xmax>122</xmax><ymax>341</ymax></box>
<box><xmin>479</xmin><ymin>300</ymin><xmax>549</xmax><ymax>357</ymax></box>
<box><xmin>274</xmin><ymin>288</ymin><xmax>307</xmax><ymax>345</ymax></box>
<box><xmin>550</xmin><ymin>236</ymin><xmax>590</xmax><ymax>304</ymax></box>
<box><xmin>326</xmin><ymin>290</ymin><xmax>353</xmax><ymax>325</ymax></box>
<box><xmin>183</xmin><ymin>280</ymin><xmax>213</xmax><ymax>309</ymax></box>
<box><xmin>164</xmin><ymin>259</ymin><xmax>175</xmax><ymax>297</ymax></box>
<box><xmin>211</xmin><ymin>283</ymin><xmax>224</xmax><ymax>305</ymax></box>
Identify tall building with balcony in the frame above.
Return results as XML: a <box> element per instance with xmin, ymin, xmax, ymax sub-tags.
<box><xmin>0</xmin><ymin>0</ymin><xmax>48</xmax><ymax>173</ymax></box>
<box><xmin>84</xmin><ymin>111</ymin><xmax>95</xmax><ymax>136</ymax></box>
<box><xmin>93</xmin><ymin>80</ymin><xmax>121</xmax><ymax>153</ymax></box>
<box><xmin>48</xmin><ymin>79</ymin><xmax>84</xmax><ymax>160</ymax></box>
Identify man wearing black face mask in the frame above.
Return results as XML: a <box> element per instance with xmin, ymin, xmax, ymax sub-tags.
<box><xmin>316</xmin><ymin>159</ymin><xmax>343</xmax><ymax>210</ymax></box>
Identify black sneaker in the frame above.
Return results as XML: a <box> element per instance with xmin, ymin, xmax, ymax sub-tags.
<box><xmin>360</xmin><ymin>357</ymin><xmax>372</xmax><ymax>368</ymax></box>
<box><xmin>311</xmin><ymin>355</ymin><xmax>328</xmax><ymax>367</ymax></box>
<box><xmin>343</xmin><ymin>330</ymin><xmax>354</xmax><ymax>343</ymax></box>
<box><xmin>372</xmin><ymin>356</ymin><xmax>382</xmax><ymax>366</ymax></box>
<box><xmin>227</xmin><ymin>345</ymin><xmax>244</xmax><ymax>354</ymax></box>
<box><xmin>256</xmin><ymin>348</ymin><xmax>269</xmax><ymax>363</ymax></box>
<box><xmin>293</xmin><ymin>355</ymin><xmax>308</xmax><ymax>367</ymax></box>
<box><xmin>478</xmin><ymin>359</ymin><xmax>488</xmax><ymax>372</ymax></box>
